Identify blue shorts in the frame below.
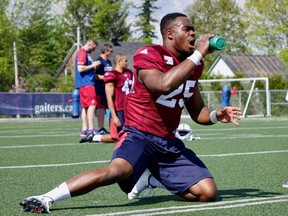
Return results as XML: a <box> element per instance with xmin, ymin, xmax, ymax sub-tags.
<box><xmin>111</xmin><ymin>126</ymin><xmax>213</xmax><ymax>194</ymax></box>
<box><xmin>95</xmin><ymin>83</ymin><xmax>107</xmax><ymax>108</ymax></box>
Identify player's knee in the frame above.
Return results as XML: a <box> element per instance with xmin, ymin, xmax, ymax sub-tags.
<box><xmin>200</xmin><ymin>187</ymin><xmax>217</xmax><ymax>202</ymax></box>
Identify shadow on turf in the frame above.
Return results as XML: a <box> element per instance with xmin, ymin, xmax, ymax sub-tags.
<box><xmin>50</xmin><ymin>194</ymin><xmax>183</xmax><ymax>212</ymax></box>
<box><xmin>218</xmin><ymin>188</ymin><xmax>282</xmax><ymax>200</ymax></box>
<box><xmin>50</xmin><ymin>189</ymin><xmax>282</xmax><ymax>212</ymax></box>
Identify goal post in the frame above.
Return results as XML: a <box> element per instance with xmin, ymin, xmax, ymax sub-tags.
<box><xmin>198</xmin><ymin>77</ymin><xmax>271</xmax><ymax>118</ymax></box>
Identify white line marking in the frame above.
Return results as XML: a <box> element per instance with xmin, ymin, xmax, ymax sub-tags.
<box><xmin>0</xmin><ymin>143</ymin><xmax>81</xmax><ymax>149</ymax></box>
<box><xmin>86</xmin><ymin>195</ymin><xmax>288</xmax><ymax>216</ymax></box>
<box><xmin>198</xmin><ymin>150</ymin><xmax>288</xmax><ymax>157</ymax></box>
<box><xmin>1</xmin><ymin>150</ymin><xmax>287</xmax><ymax>169</ymax></box>
<box><xmin>0</xmin><ymin>160</ymin><xmax>110</xmax><ymax>169</ymax></box>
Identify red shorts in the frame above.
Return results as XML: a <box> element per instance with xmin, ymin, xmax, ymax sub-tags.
<box><xmin>79</xmin><ymin>85</ymin><xmax>97</xmax><ymax>108</ymax></box>
<box><xmin>109</xmin><ymin>118</ymin><xmax>118</xmax><ymax>140</ymax></box>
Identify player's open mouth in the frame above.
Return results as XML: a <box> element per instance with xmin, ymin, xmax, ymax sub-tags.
<box><xmin>189</xmin><ymin>39</ymin><xmax>196</xmax><ymax>49</ymax></box>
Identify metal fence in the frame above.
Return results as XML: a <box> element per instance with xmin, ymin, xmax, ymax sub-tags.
<box><xmin>199</xmin><ymin>89</ymin><xmax>288</xmax><ymax>117</ymax></box>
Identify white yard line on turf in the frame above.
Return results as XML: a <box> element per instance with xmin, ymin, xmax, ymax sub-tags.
<box><xmin>1</xmin><ymin>150</ymin><xmax>287</xmax><ymax>169</ymax></box>
<box><xmin>85</xmin><ymin>195</ymin><xmax>288</xmax><ymax>216</ymax></box>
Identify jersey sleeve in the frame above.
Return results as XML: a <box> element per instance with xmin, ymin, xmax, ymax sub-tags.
<box><xmin>77</xmin><ymin>49</ymin><xmax>87</xmax><ymax>65</ymax></box>
<box><xmin>133</xmin><ymin>46</ymin><xmax>163</xmax><ymax>71</ymax></box>
<box><xmin>103</xmin><ymin>71</ymin><xmax>117</xmax><ymax>83</ymax></box>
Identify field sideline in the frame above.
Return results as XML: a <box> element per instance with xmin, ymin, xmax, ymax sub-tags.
<box><xmin>0</xmin><ymin>117</ymin><xmax>287</xmax><ymax>215</ymax></box>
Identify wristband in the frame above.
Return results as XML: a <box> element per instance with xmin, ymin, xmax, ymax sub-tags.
<box><xmin>187</xmin><ymin>50</ymin><xmax>202</xmax><ymax>65</ymax></box>
<box><xmin>209</xmin><ymin>110</ymin><xmax>218</xmax><ymax>124</ymax></box>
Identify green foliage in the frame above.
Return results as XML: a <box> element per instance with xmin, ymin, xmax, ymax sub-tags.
<box><xmin>278</xmin><ymin>48</ymin><xmax>288</xmax><ymax>70</ymax></box>
<box><xmin>54</xmin><ymin>76</ymin><xmax>75</xmax><ymax>93</ymax></box>
<box><xmin>244</xmin><ymin>0</ymin><xmax>288</xmax><ymax>55</ymax></box>
<box><xmin>268</xmin><ymin>75</ymin><xmax>288</xmax><ymax>90</ymax></box>
<box><xmin>0</xmin><ymin>0</ymin><xmax>16</xmax><ymax>91</ymax></box>
<box><xmin>25</xmin><ymin>73</ymin><xmax>55</xmax><ymax>92</ymax></box>
<box><xmin>134</xmin><ymin>0</ymin><xmax>159</xmax><ymax>45</ymax></box>
<box><xmin>0</xmin><ymin>57</ymin><xmax>14</xmax><ymax>92</ymax></box>
<box><xmin>92</xmin><ymin>0</ymin><xmax>131</xmax><ymax>41</ymax></box>
<box><xmin>187</xmin><ymin>0</ymin><xmax>249</xmax><ymax>69</ymax></box>
<box><xmin>62</xmin><ymin>0</ymin><xmax>131</xmax><ymax>42</ymax></box>
<box><xmin>62</xmin><ymin>0</ymin><xmax>98</xmax><ymax>42</ymax></box>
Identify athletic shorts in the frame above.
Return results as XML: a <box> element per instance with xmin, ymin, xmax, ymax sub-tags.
<box><xmin>95</xmin><ymin>84</ymin><xmax>107</xmax><ymax>108</ymax></box>
<box><xmin>111</xmin><ymin>126</ymin><xmax>213</xmax><ymax>195</ymax></box>
<box><xmin>109</xmin><ymin>110</ymin><xmax>125</xmax><ymax>140</ymax></box>
<box><xmin>79</xmin><ymin>85</ymin><xmax>97</xmax><ymax>108</ymax></box>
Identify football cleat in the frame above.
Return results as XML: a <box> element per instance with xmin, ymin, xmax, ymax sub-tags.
<box><xmin>20</xmin><ymin>195</ymin><xmax>53</xmax><ymax>213</ymax></box>
<box><xmin>98</xmin><ymin>127</ymin><xmax>109</xmax><ymax>135</ymax></box>
<box><xmin>79</xmin><ymin>130</ymin><xmax>95</xmax><ymax>143</ymax></box>
<box><xmin>283</xmin><ymin>180</ymin><xmax>288</xmax><ymax>189</ymax></box>
<box><xmin>128</xmin><ymin>169</ymin><xmax>154</xmax><ymax>200</ymax></box>
<box><xmin>80</xmin><ymin>129</ymin><xmax>88</xmax><ymax>137</ymax></box>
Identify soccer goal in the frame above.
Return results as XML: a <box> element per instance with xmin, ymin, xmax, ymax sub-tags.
<box><xmin>198</xmin><ymin>77</ymin><xmax>271</xmax><ymax>118</ymax></box>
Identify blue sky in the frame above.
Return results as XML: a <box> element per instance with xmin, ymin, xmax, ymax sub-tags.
<box><xmin>126</xmin><ymin>0</ymin><xmax>246</xmax><ymax>44</ymax></box>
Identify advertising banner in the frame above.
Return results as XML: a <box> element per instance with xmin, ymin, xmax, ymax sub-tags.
<box><xmin>0</xmin><ymin>93</ymin><xmax>74</xmax><ymax>116</ymax></box>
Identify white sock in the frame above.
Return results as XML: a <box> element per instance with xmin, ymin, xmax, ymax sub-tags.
<box><xmin>92</xmin><ymin>134</ymin><xmax>102</xmax><ymax>142</ymax></box>
<box><xmin>149</xmin><ymin>176</ymin><xmax>165</xmax><ymax>188</ymax></box>
<box><xmin>43</xmin><ymin>182</ymin><xmax>71</xmax><ymax>203</ymax></box>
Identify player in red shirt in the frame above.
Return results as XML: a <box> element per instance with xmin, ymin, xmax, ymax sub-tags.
<box><xmin>80</xmin><ymin>53</ymin><xmax>133</xmax><ymax>143</ymax></box>
<box><xmin>20</xmin><ymin>13</ymin><xmax>241</xmax><ymax>213</ymax></box>
<box><xmin>104</xmin><ymin>53</ymin><xmax>133</xmax><ymax>140</ymax></box>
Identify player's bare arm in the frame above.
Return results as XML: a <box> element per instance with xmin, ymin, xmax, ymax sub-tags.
<box><xmin>138</xmin><ymin>34</ymin><xmax>213</xmax><ymax>94</ymax></box>
<box><xmin>78</xmin><ymin>61</ymin><xmax>101</xmax><ymax>72</ymax></box>
<box><xmin>185</xmin><ymin>86</ymin><xmax>241</xmax><ymax>126</ymax></box>
<box><xmin>105</xmin><ymin>83</ymin><xmax>117</xmax><ymax>119</ymax></box>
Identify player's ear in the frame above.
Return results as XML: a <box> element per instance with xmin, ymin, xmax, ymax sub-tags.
<box><xmin>167</xmin><ymin>30</ymin><xmax>173</xmax><ymax>40</ymax></box>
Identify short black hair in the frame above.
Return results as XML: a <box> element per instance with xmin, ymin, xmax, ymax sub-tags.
<box><xmin>160</xmin><ymin>13</ymin><xmax>187</xmax><ymax>35</ymax></box>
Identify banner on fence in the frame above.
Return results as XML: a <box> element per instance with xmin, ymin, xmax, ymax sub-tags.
<box><xmin>0</xmin><ymin>93</ymin><xmax>74</xmax><ymax>115</ymax></box>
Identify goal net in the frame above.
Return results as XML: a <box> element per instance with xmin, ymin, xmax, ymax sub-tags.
<box><xmin>197</xmin><ymin>77</ymin><xmax>271</xmax><ymax>118</ymax></box>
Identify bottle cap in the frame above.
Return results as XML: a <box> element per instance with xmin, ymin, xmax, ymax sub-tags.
<box><xmin>209</xmin><ymin>37</ymin><xmax>226</xmax><ymax>50</ymax></box>
<box><xmin>195</xmin><ymin>36</ymin><xmax>226</xmax><ymax>51</ymax></box>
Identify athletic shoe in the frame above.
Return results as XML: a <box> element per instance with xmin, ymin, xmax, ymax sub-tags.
<box><xmin>98</xmin><ymin>127</ymin><xmax>109</xmax><ymax>135</ymax></box>
<box><xmin>128</xmin><ymin>169</ymin><xmax>154</xmax><ymax>200</ymax></box>
<box><xmin>20</xmin><ymin>195</ymin><xmax>53</xmax><ymax>213</ymax></box>
<box><xmin>283</xmin><ymin>180</ymin><xmax>288</xmax><ymax>189</ymax></box>
<box><xmin>80</xmin><ymin>129</ymin><xmax>88</xmax><ymax>137</ymax></box>
<box><xmin>79</xmin><ymin>129</ymin><xmax>101</xmax><ymax>143</ymax></box>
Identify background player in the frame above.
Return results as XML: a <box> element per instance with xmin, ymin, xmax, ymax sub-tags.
<box><xmin>95</xmin><ymin>44</ymin><xmax>113</xmax><ymax>135</ymax></box>
<box><xmin>80</xmin><ymin>53</ymin><xmax>133</xmax><ymax>143</ymax></box>
<box><xmin>75</xmin><ymin>39</ymin><xmax>101</xmax><ymax>137</ymax></box>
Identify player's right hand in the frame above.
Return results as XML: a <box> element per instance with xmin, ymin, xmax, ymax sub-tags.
<box><xmin>196</xmin><ymin>34</ymin><xmax>214</xmax><ymax>57</ymax></box>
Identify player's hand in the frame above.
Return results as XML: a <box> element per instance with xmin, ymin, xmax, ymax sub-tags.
<box><xmin>216</xmin><ymin>106</ymin><xmax>242</xmax><ymax>126</ymax></box>
<box><xmin>93</xmin><ymin>60</ymin><xmax>101</xmax><ymax>69</ymax></box>
<box><xmin>196</xmin><ymin>34</ymin><xmax>214</xmax><ymax>57</ymax></box>
<box><xmin>113</xmin><ymin>116</ymin><xmax>121</xmax><ymax>127</ymax></box>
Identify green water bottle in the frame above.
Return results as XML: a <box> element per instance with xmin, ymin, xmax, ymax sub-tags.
<box><xmin>196</xmin><ymin>36</ymin><xmax>226</xmax><ymax>51</ymax></box>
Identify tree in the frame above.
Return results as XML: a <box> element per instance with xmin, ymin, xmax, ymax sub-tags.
<box><xmin>244</xmin><ymin>0</ymin><xmax>288</xmax><ymax>55</ymax></box>
<box><xmin>134</xmin><ymin>0</ymin><xmax>159</xmax><ymax>44</ymax></box>
<box><xmin>0</xmin><ymin>0</ymin><xmax>16</xmax><ymax>92</ymax></box>
<box><xmin>92</xmin><ymin>0</ymin><xmax>131</xmax><ymax>41</ymax></box>
<box><xmin>9</xmin><ymin>0</ymin><xmax>71</xmax><ymax>77</ymax></box>
<box><xmin>186</xmin><ymin>0</ymin><xmax>249</xmax><ymax>69</ymax></box>
<box><xmin>62</xmin><ymin>0</ymin><xmax>131</xmax><ymax>42</ymax></box>
<box><xmin>61</xmin><ymin>0</ymin><xmax>96</xmax><ymax>42</ymax></box>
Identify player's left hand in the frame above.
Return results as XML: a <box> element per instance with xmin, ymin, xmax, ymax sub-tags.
<box><xmin>216</xmin><ymin>107</ymin><xmax>242</xmax><ymax>126</ymax></box>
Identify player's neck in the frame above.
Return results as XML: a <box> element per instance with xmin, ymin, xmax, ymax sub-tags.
<box><xmin>115</xmin><ymin>66</ymin><xmax>124</xmax><ymax>73</ymax></box>
<box><xmin>101</xmin><ymin>54</ymin><xmax>108</xmax><ymax>60</ymax></box>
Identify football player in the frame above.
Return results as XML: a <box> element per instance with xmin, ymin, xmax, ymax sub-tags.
<box><xmin>20</xmin><ymin>12</ymin><xmax>241</xmax><ymax>213</ymax></box>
